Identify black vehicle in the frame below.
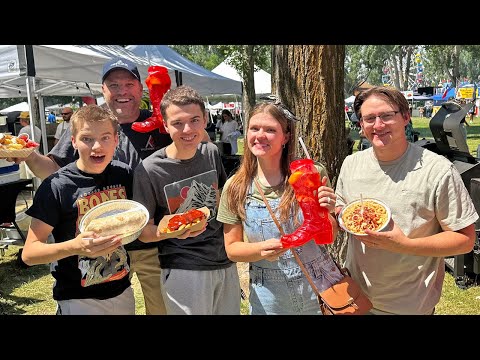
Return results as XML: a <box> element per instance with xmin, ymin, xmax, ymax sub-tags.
<box><xmin>349</xmin><ymin>112</ymin><xmax>360</xmax><ymax>131</ymax></box>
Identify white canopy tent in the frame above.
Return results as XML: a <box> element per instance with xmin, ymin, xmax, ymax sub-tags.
<box><xmin>345</xmin><ymin>95</ymin><xmax>356</xmax><ymax>103</ymax></box>
<box><xmin>0</xmin><ymin>45</ymin><xmax>244</xmax><ymax>156</ymax></box>
<box><xmin>0</xmin><ymin>101</ymin><xmax>29</xmax><ymax>114</ymax></box>
<box><xmin>212</xmin><ymin>59</ymin><xmax>271</xmax><ymax>95</ymax></box>
<box><xmin>45</xmin><ymin>102</ymin><xmax>80</xmax><ymax>112</ymax></box>
<box><xmin>208</xmin><ymin>102</ymin><xmax>225</xmax><ymax>110</ymax></box>
<box><xmin>0</xmin><ymin>45</ymin><xmax>157</xmax><ymax>152</ymax></box>
<box><xmin>125</xmin><ymin>45</ymin><xmax>242</xmax><ymax>96</ymax></box>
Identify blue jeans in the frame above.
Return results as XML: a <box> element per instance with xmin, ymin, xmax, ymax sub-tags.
<box><xmin>244</xmin><ymin>192</ymin><xmax>343</xmax><ymax>315</ymax></box>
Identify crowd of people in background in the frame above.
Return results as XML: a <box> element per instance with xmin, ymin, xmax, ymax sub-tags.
<box><xmin>205</xmin><ymin>109</ymin><xmax>244</xmax><ymax>156</ymax></box>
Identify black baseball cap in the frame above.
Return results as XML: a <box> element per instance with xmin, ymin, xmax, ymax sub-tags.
<box><xmin>102</xmin><ymin>58</ymin><xmax>141</xmax><ymax>83</ymax></box>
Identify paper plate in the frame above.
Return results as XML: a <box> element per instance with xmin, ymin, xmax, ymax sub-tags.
<box><xmin>0</xmin><ymin>146</ymin><xmax>37</xmax><ymax>158</ymax></box>
<box><xmin>79</xmin><ymin>199</ymin><xmax>149</xmax><ymax>245</ymax></box>
<box><xmin>338</xmin><ymin>198</ymin><xmax>391</xmax><ymax>236</ymax></box>
<box><xmin>157</xmin><ymin>207</ymin><xmax>210</xmax><ymax>239</ymax></box>
<box><xmin>0</xmin><ymin>133</ymin><xmax>39</xmax><ymax>158</ymax></box>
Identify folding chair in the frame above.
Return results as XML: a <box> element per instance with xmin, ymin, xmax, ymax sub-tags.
<box><xmin>0</xmin><ymin>179</ymin><xmax>32</xmax><ymax>256</ymax></box>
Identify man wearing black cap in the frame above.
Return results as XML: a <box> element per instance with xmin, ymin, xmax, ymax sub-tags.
<box><xmin>6</xmin><ymin>57</ymin><xmax>172</xmax><ymax>315</ymax></box>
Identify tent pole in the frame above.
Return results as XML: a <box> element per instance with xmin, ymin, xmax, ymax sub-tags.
<box><xmin>235</xmin><ymin>94</ymin><xmax>244</xmax><ymax>129</ymax></box>
<box><xmin>25</xmin><ymin>76</ymin><xmax>36</xmax><ymax>144</ymax></box>
<box><xmin>24</xmin><ymin>45</ymin><xmax>38</xmax><ymax>142</ymax></box>
<box><xmin>37</xmin><ymin>95</ymin><xmax>49</xmax><ymax>155</ymax></box>
<box><xmin>206</xmin><ymin>96</ymin><xmax>214</xmax><ymax>123</ymax></box>
<box><xmin>145</xmin><ymin>50</ymin><xmax>151</xmax><ymax>65</ymax></box>
<box><xmin>24</xmin><ymin>45</ymin><xmax>42</xmax><ymax>191</ymax></box>
<box><xmin>25</xmin><ymin>76</ymin><xmax>42</xmax><ymax>190</ymax></box>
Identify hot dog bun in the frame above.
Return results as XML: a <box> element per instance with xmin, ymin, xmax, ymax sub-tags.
<box><xmin>85</xmin><ymin>210</ymin><xmax>147</xmax><ymax>236</ymax></box>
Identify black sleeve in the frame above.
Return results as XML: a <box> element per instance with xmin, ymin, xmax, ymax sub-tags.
<box><xmin>25</xmin><ymin>177</ymin><xmax>61</xmax><ymax>228</ymax></box>
<box><xmin>215</xmin><ymin>147</ymin><xmax>227</xmax><ymax>188</ymax></box>
<box><xmin>48</xmin><ymin>125</ymin><xmax>76</xmax><ymax>168</ymax></box>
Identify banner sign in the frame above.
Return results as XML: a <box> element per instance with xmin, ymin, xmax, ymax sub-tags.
<box><xmin>458</xmin><ymin>87</ymin><xmax>474</xmax><ymax>99</ymax></box>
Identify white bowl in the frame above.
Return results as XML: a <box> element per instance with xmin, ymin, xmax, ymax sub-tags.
<box><xmin>338</xmin><ymin>198</ymin><xmax>391</xmax><ymax>236</ymax></box>
<box><xmin>79</xmin><ymin>199</ymin><xmax>149</xmax><ymax>245</ymax></box>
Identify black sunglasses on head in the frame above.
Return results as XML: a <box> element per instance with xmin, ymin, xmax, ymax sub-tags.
<box><xmin>61</xmin><ymin>112</ymin><xmax>72</xmax><ymax>115</ymax></box>
<box><xmin>260</xmin><ymin>95</ymin><xmax>299</xmax><ymax>123</ymax></box>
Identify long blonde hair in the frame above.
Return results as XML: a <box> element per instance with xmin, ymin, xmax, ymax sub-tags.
<box><xmin>224</xmin><ymin>102</ymin><xmax>299</xmax><ymax>222</ymax></box>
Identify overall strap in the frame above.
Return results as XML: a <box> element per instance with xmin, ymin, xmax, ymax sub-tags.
<box><xmin>253</xmin><ymin>178</ymin><xmax>321</xmax><ymax>297</ymax></box>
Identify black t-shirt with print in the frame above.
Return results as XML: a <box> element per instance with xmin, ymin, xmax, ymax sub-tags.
<box><xmin>48</xmin><ymin>109</ymin><xmax>172</xmax><ymax>251</ymax></box>
<box><xmin>26</xmin><ymin>161</ymin><xmax>133</xmax><ymax>301</ymax></box>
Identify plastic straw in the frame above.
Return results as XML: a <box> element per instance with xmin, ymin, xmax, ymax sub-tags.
<box><xmin>298</xmin><ymin>137</ymin><xmax>311</xmax><ymax>159</ymax></box>
<box><xmin>360</xmin><ymin>193</ymin><xmax>364</xmax><ymax>216</ymax></box>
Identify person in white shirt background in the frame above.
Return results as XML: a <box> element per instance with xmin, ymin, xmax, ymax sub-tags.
<box><xmin>17</xmin><ymin>111</ymin><xmax>41</xmax><ymax>181</ymax></box>
<box><xmin>18</xmin><ymin>111</ymin><xmax>41</xmax><ymax>143</ymax></box>
<box><xmin>217</xmin><ymin>109</ymin><xmax>240</xmax><ymax>155</ymax></box>
<box><xmin>54</xmin><ymin>107</ymin><xmax>73</xmax><ymax>145</ymax></box>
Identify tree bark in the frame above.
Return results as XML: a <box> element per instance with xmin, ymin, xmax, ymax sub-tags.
<box><xmin>272</xmin><ymin>45</ymin><xmax>348</xmax><ymax>262</ymax></box>
<box><xmin>242</xmin><ymin>45</ymin><xmax>256</xmax><ymax>127</ymax></box>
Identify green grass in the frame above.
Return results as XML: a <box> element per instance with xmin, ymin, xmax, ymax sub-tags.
<box><xmin>2</xmin><ymin>243</ymin><xmax>480</xmax><ymax>315</ymax></box>
<box><xmin>411</xmin><ymin>116</ymin><xmax>480</xmax><ymax>157</ymax></box>
<box><xmin>0</xmin><ymin>245</ymin><xmax>146</xmax><ymax>315</ymax></box>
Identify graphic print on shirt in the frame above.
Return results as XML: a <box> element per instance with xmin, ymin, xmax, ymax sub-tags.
<box><xmin>76</xmin><ymin>185</ymin><xmax>130</xmax><ymax>287</ymax></box>
<box><xmin>142</xmin><ymin>135</ymin><xmax>156</xmax><ymax>151</ymax></box>
<box><xmin>163</xmin><ymin>169</ymin><xmax>219</xmax><ymax>219</ymax></box>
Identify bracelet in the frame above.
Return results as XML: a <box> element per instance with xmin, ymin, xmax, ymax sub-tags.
<box><xmin>333</xmin><ymin>211</ymin><xmax>341</xmax><ymax>227</ymax></box>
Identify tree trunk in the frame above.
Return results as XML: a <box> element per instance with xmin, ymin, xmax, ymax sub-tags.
<box><xmin>272</xmin><ymin>45</ymin><xmax>348</xmax><ymax>262</ymax></box>
<box><xmin>452</xmin><ymin>45</ymin><xmax>462</xmax><ymax>87</ymax></box>
<box><xmin>242</xmin><ymin>45</ymin><xmax>256</xmax><ymax>127</ymax></box>
<box><xmin>403</xmin><ymin>46</ymin><xmax>414</xmax><ymax>90</ymax></box>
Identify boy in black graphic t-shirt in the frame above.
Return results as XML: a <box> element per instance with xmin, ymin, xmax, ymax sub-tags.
<box><xmin>23</xmin><ymin>105</ymin><xmax>135</xmax><ymax>315</ymax></box>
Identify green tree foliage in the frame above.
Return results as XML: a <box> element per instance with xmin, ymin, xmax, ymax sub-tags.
<box><xmin>216</xmin><ymin>45</ymin><xmax>272</xmax><ymax>123</ymax></box>
<box><xmin>0</xmin><ymin>98</ymin><xmax>27</xmax><ymax>110</ymax></box>
<box><xmin>169</xmin><ymin>45</ymin><xmax>224</xmax><ymax>71</ymax></box>
<box><xmin>344</xmin><ymin>45</ymin><xmax>387</xmax><ymax>94</ymax></box>
<box><xmin>345</xmin><ymin>45</ymin><xmax>418</xmax><ymax>94</ymax></box>
<box><xmin>217</xmin><ymin>45</ymin><xmax>271</xmax><ymax>75</ymax></box>
<box><xmin>420</xmin><ymin>45</ymin><xmax>480</xmax><ymax>87</ymax></box>
<box><xmin>167</xmin><ymin>45</ymin><xmax>273</xmax><ymax>127</ymax></box>
<box><xmin>346</xmin><ymin>45</ymin><xmax>480</xmax><ymax>94</ymax></box>
<box><xmin>424</xmin><ymin>45</ymin><xmax>462</xmax><ymax>87</ymax></box>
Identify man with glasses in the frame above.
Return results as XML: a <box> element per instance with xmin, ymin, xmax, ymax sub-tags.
<box><xmin>334</xmin><ymin>86</ymin><xmax>478</xmax><ymax>315</ymax></box>
<box><xmin>54</xmin><ymin>107</ymin><xmax>73</xmax><ymax>145</ymax></box>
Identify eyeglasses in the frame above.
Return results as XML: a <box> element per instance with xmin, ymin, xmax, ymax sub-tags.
<box><xmin>61</xmin><ymin>112</ymin><xmax>72</xmax><ymax>116</ymax></box>
<box><xmin>360</xmin><ymin>111</ymin><xmax>400</xmax><ymax>124</ymax></box>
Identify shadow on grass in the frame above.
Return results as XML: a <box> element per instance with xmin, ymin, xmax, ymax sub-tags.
<box><xmin>0</xmin><ymin>247</ymin><xmax>50</xmax><ymax>315</ymax></box>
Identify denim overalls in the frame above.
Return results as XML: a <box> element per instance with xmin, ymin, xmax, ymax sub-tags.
<box><xmin>244</xmin><ymin>183</ymin><xmax>343</xmax><ymax>315</ymax></box>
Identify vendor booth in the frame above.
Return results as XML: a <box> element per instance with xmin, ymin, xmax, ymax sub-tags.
<box><xmin>416</xmin><ymin>101</ymin><xmax>480</xmax><ymax>288</ymax></box>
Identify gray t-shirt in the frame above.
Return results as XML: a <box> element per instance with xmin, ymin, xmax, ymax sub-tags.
<box><xmin>133</xmin><ymin>141</ymin><xmax>232</xmax><ymax>270</ymax></box>
<box><xmin>335</xmin><ymin>143</ymin><xmax>478</xmax><ymax>314</ymax></box>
